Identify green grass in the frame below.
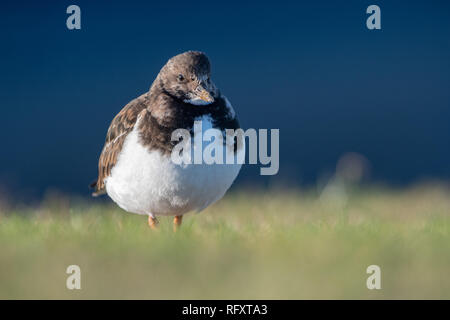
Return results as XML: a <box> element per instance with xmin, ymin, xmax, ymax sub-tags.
<box><xmin>1</xmin><ymin>183</ymin><xmax>450</xmax><ymax>299</ymax></box>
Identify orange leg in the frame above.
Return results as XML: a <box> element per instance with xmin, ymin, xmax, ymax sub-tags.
<box><xmin>148</xmin><ymin>215</ymin><xmax>159</xmax><ymax>230</ymax></box>
<box><xmin>173</xmin><ymin>215</ymin><xmax>183</xmax><ymax>232</ymax></box>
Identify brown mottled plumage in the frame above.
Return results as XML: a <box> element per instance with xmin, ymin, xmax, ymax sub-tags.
<box><xmin>92</xmin><ymin>93</ymin><xmax>149</xmax><ymax>195</ymax></box>
<box><xmin>92</xmin><ymin>51</ymin><xmax>240</xmax><ymax>197</ymax></box>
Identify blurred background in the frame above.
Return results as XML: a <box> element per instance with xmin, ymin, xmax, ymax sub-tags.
<box><xmin>1</xmin><ymin>0</ymin><xmax>450</xmax><ymax>301</ymax></box>
<box><xmin>0</xmin><ymin>0</ymin><xmax>449</xmax><ymax>201</ymax></box>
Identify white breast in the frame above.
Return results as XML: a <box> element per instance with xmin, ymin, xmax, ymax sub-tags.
<box><xmin>105</xmin><ymin>115</ymin><xmax>242</xmax><ymax>217</ymax></box>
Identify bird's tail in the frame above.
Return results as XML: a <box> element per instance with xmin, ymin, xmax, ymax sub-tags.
<box><xmin>89</xmin><ymin>180</ymin><xmax>106</xmax><ymax>197</ymax></box>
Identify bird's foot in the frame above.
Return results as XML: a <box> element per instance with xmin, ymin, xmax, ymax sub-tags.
<box><xmin>148</xmin><ymin>215</ymin><xmax>159</xmax><ymax>230</ymax></box>
<box><xmin>173</xmin><ymin>215</ymin><xmax>183</xmax><ymax>232</ymax></box>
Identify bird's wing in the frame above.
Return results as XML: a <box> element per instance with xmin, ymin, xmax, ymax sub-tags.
<box><xmin>92</xmin><ymin>93</ymin><xmax>149</xmax><ymax>196</ymax></box>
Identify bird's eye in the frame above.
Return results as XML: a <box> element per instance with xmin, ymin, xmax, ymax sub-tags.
<box><xmin>191</xmin><ymin>75</ymin><xmax>196</xmax><ymax>81</ymax></box>
<box><xmin>177</xmin><ymin>74</ymin><xmax>184</xmax><ymax>81</ymax></box>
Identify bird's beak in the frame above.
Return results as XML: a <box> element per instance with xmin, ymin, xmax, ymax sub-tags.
<box><xmin>196</xmin><ymin>85</ymin><xmax>214</xmax><ymax>103</ymax></box>
<box><xmin>197</xmin><ymin>88</ymin><xmax>214</xmax><ymax>103</ymax></box>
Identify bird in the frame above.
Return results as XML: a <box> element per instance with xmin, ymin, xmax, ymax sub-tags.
<box><xmin>91</xmin><ymin>51</ymin><xmax>243</xmax><ymax>231</ymax></box>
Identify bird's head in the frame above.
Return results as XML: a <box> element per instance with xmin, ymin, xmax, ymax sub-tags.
<box><xmin>158</xmin><ymin>51</ymin><xmax>218</xmax><ymax>106</ymax></box>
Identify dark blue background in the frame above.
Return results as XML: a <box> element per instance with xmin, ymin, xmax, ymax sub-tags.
<box><xmin>1</xmin><ymin>1</ymin><xmax>449</xmax><ymax>199</ymax></box>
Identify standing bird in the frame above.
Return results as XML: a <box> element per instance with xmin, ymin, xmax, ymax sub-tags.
<box><xmin>91</xmin><ymin>51</ymin><xmax>243</xmax><ymax>231</ymax></box>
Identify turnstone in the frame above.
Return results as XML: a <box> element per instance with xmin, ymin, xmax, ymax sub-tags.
<box><xmin>91</xmin><ymin>51</ymin><xmax>243</xmax><ymax>230</ymax></box>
